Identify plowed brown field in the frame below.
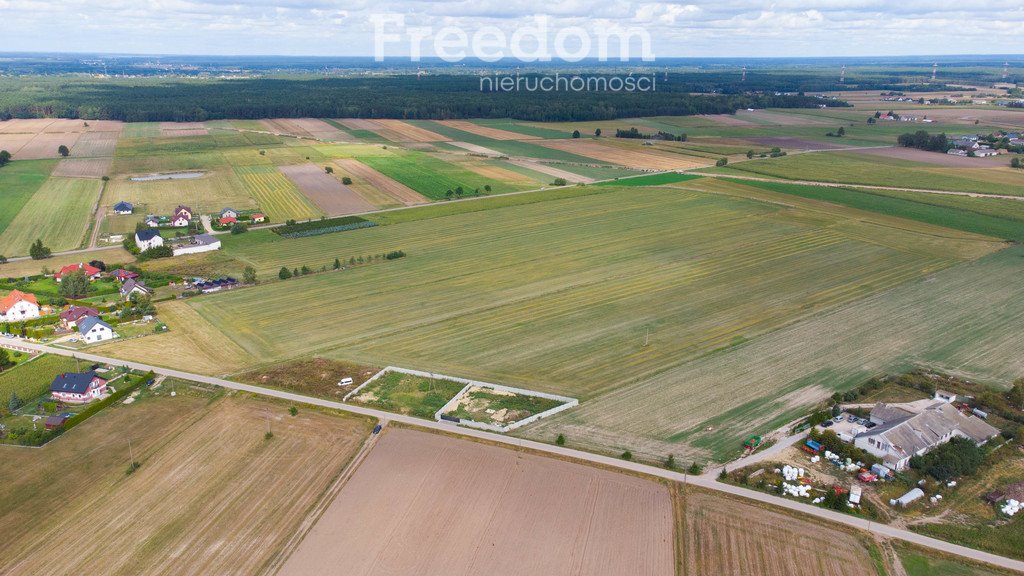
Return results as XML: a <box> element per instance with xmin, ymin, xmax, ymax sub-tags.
<box><xmin>333</xmin><ymin>158</ymin><xmax>429</xmax><ymax>205</ymax></box>
<box><xmin>438</xmin><ymin>120</ymin><xmax>538</xmax><ymax>140</ymax></box>
<box><xmin>279</xmin><ymin>163</ymin><xmax>376</xmax><ymax>215</ymax></box>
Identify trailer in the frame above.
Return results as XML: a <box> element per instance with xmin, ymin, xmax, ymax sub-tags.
<box><xmin>802</xmin><ymin>439</ymin><xmax>822</xmax><ymax>454</ymax></box>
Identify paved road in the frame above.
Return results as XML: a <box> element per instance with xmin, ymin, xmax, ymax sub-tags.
<box><xmin>6</xmin><ymin>337</ymin><xmax>1023</xmax><ymax>573</ymax></box>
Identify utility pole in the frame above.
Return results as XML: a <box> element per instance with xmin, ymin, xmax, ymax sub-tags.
<box><xmin>128</xmin><ymin>438</ymin><xmax>135</xmax><ymax>464</ymax></box>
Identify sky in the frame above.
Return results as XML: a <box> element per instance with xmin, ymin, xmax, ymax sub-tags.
<box><xmin>0</xmin><ymin>0</ymin><xmax>1022</xmax><ymax>58</ymax></box>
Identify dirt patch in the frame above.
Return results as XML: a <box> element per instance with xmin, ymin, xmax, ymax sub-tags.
<box><xmin>333</xmin><ymin>158</ymin><xmax>429</xmax><ymax>205</ymax></box>
<box><xmin>439</xmin><ymin>120</ymin><xmax>538</xmax><ymax>140</ymax></box>
<box><xmin>507</xmin><ymin>159</ymin><xmax>596</xmax><ymax>183</ymax></box>
<box><xmin>746</xmin><ymin>136</ymin><xmax>859</xmax><ymax>151</ymax></box>
<box><xmin>159</xmin><ymin>122</ymin><xmax>208</xmax><ymax>137</ymax></box>
<box><xmin>279</xmin><ymin>163</ymin><xmax>376</xmax><ymax>216</ymax></box>
<box><xmin>234</xmin><ymin>357</ymin><xmax>378</xmax><ymax>401</ymax></box>
<box><xmin>278</xmin><ymin>428</ymin><xmax>675</xmax><ymax>576</ymax></box>
<box><xmin>52</xmin><ymin>157</ymin><xmax>113</xmax><ymax>178</ymax></box>
<box><xmin>537</xmin><ymin>139</ymin><xmax>708</xmax><ymax>170</ymax></box>
<box><xmin>853</xmin><ymin>146</ymin><xmax>1010</xmax><ymax>167</ymax></box>
<box><xmin>448</xmin><ymin>140</ymin><xmax>504</xmax><ymax>156</ymax></box>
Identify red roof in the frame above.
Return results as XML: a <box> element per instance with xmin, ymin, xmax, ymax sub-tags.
<box><xmin>218</xmin><ymin>216</ymin><xmax>237</xmax><ymax>225</ymax></box>
<box><xmin>110</xmin><ymin>269</ymin><xmax>140</xmax><ymax>281</ymax></box>
<box><xmin>56</xmin><ymin>263</ymin><xmax>101</xmax><ymax>280</ymax></box>
<box><xmin>59</xmin><ymin>305</ymin><xmax>100</xmax><ymax>322</ymax></box>
<box><xmin>0</xmin><ymin>290</ymin><xmax>38</xmax><ymax>313</ymax></box>
<box><xmin>251</xmin><ymin>213</ymin><xmax>265</xmax><ymax>220</ymax></box>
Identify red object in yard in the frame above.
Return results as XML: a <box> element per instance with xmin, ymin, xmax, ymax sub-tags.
<box><xmin>801</xmin><ymin>445</ymin><xmax>818</xmax><ymax>455</ymax></box>
<box><xmin>833</xmin><ymin>485</ymin><xmax>848</xmax><ymax>495</ymax></box>
<box><xmin>858</xmin><ymin>472</ymin><xmax>878</xmax><ymax>483</ymax></box>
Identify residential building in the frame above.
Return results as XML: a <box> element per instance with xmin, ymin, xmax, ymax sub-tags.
<box><xmin>55</xmin><ymin>263</ymin><xmax>102</xmax><ymax>283</ymax></box>
<box><xmin>109</xmin><ymin>269</ymin><xmax>140</xmax><ymax>283</ymax></box>
<box><xmin>0</xmin><ymin>290</ymin><xmax>40</xmax><ymax>322</ymax></box>
<box><xmin>220</xmin><ymin>208</ymin><xmax>238</xmax><ymax>219</ymax></box>
<box><xmin>144</xmin><ymin>215</ymin><xmax>161</xmax><ymax>227</ymax></box>
<box><xmin>135</xmin><ymin>228</ymin><xmax>164</xmax><ymax>251</ymax></box>
<box><xmin>172</xmin><ymin>234</ymin><xmax>221</xmax><ymax>256</ymax></box>
<box><xmin>78</xmin><ymin>317</ymin><xmax>117</xmax><ymax>343</ymax></box>
<box><xmin>172</xmin><ymin>205</ymin><xmax>193</xmax><ymax>227</ymax></box>
<box><xmin>218</xmin><ymin>216</ymin><xmax>237</xmax><ymax>226</ymax></box>
<box><xmin>113</xmin><ymin>201</ymin><xmax>134</xmax><ymax>215</ymax></box>
<box><xmin>250</xmin><ymin>213</ymin><xmax>266</xmax><ymax>224</ymax></box>
<box><xmin>854</xmin><ymin>400</ymin><xmax>999</xmax><ymax>471</ymax></box>
<box><xmin>120</xmin><ymin>279</ymin><xmax>153</xmax><ymax>300</ymax></box>
<box><xmin>50</xmin><ymin>371</ymin><xmax>108</xmax><ymax>403</ymax></box>
<box><xmin>59</xmin><ymin>305</ymin><xmax>99</xmax><ymax>329</ymax></box>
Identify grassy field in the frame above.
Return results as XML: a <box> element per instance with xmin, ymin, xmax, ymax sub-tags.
<box><xmin>444</xmin><ymin>386</ymin><xmax>564</xmax><ymax>425</ymax></box>
<box><xmin>899</xmin><ymin>547</ymin><xmax>1014</xmax><ymax>576</ymax></box>
<box><xmin>349</xmin><ymin>370</ymin><xmax>465</xmax><ymax>418</ymax></box>
<box><xmin>0</xmin><ymin>388</ymin><xmax>372</xmax><ymax>575</ymax></box>
<box><xmin>0</xmin><ymin>176</ymin><xmax>100</xmax><ymax>255</ymax></box>
<box><xmin>594</xmin><ymin>172</ymin><xmax>703</xmax><ymax>187</ymax></box>
<box><xmin>0</xmin><ymin>160</ymin><xmax>56</xmax><ymax>237</ymax></box>
<box><xmin>356</xmin><ymin>149</ymin><xmax>532</xmax><ymax>199</ymax></box>
<box><xmin>705</xmin><ymin>151</ymin><xmax>1024</xmax><ymax>196</ymax></box>
<box><xmin>233</xmin><ymin>164</ymin><xmax>322</xmax><ymax>221</ymax></box>
<box><xmin>102</xmin><ymin>169</ymin><xmax>255</xmax><ymax>216</ymax></box>
<box><xmin>0</xmin><ymin>355</ymin><xmax>79</xmax><ymax>411</ymax></box>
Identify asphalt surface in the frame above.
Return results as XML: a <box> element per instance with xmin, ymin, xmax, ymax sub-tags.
<box><xmin>7</xmin><ymin>337</ymin><xmax>1024</xmax><ymax>574</ymax></box>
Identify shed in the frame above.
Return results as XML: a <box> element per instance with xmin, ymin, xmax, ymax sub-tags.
<box><xmin>894</xmin><ymin>488</ymin><xmax>925</xmax><ymax>507</ymax></box>
<box><xmin>45</xmin><ymin>414</ymin><xmax>70</xmax><ymax>430</ymax></box>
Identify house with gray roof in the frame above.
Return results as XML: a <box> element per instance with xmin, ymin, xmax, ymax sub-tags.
<box><xmin>78</xmin><ymin>317</ymin><xmax>117</xmax><ymax>343</ymax></box>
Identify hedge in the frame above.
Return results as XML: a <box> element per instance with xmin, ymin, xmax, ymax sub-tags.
<box><xmin>273</xmin><ymin>216</ymin><xmax>376</xmax><ymax>239</ymax></box>
<box><xmin>62</xmin><ymin>370</ymin><xmax>154</xmax><ymax>432</ymax></box>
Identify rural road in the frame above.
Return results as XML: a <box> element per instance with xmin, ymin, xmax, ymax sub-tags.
<box><xmin>699</xmin><ymin>172</ymin><xmax>1024</xmax><ymax>201</ymax></box>
<box><xmin>5</xmin><ymin>337</ymin><xmax>1024</xmax><ymax>573</ymax></box>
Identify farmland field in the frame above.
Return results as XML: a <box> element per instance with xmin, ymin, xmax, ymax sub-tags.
<box><xmin>537</xmin><ymin>139</ymin><xmax>712</xmax><ymax>170</ymax></box>
<box><xmin>277</xmin><ymin>427</ymin><xmax>674</xmax><ymax>576</ymax></box>
<box><xmin>0</xmin><ymin>355</ymin><xmax>79</xmax><ymax>410</ymax></box>
<box><xmin>0</xmin><ymin>176</ymin><xmax>100</xmax><ymax>255</ymax></box>
<box><xmin>357</xmin><ymin>149</ymin><xmax>531</xmax><ymax>199</ymax></box>
<box><xmin>0</xmin><ymin>159</ymin><xmax>55</xmax><ymax>236</ymax></box>
<box><xmin>333</xmin><ymin>159</ymin><xmax>429</xmax><ymax>205</ymax></box>
<box><xmin>102</xmin><ymin>169</ymin><xmax>255</xmax><ymax>216</ymax></box>
<box><xmin>234</xmin><ymin>164</ymin><xmax>322</xmax><ymax>221</ymax></box>
<box><xmin>0</xmin><ymin>390</ymin><xmax>372</xmax><ymax>575</ymax></box>
<box><xmin>279</xmin><ymin>163</ymin><xmax>375</xmax><ymax>215</ymax></box>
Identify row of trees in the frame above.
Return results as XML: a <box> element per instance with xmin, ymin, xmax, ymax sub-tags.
<box><xmin>896</xmin><ymin>130</ymin><xmax>949</xmax><ymax>152</ymax></box>
<box><xmin>614</xmin><ymin>127</ymin><xmax>687</xmax><ymax>141</ymax></box>
<box><xmin>277</xmin><ymin>252</ymin><xmax>405</xmax><ymax>281</ymax></box>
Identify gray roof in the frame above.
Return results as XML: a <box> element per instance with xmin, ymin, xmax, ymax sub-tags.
<box><xmin>78</xmin><ymin>316</ymin><xmax>113</xmax><ymax>335</ymax></box>
<box><xmin>50</xmin><ymin>371</ymin><xmax>104</xmax><ymax>395</ymax></box>
<box><xmin>858</xmin><ymin>402</ymin><xmax>999</xmax><ymax>458</ymax></box>
<box><xmin>192</xmin><ymin>234</ymin><xmax>219</xmax><ymax>246</ymax></box>
<box><xmin>120</xmin><ymin>279</ymin><xmax>152</xmax><ymax>296</ymax></box>
<box><xmin>136</xmin><ymin>228</ymin><xmax>162</xmax><ymax>242</ymax></box>
<box><xmin>870</xmin><ymin>403</ymin><xmax>916</xmax><ymax>424</ymax></box>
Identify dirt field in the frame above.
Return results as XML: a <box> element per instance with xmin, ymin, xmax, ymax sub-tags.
<box><xmin>462</xmin><ymin>162</ymin><xmax>539</xmax><ymax>185</ymax></box>
<box><xmin>234</xmin><ymin>357</ymin><xmax>379</xmax><ymax>401</ymax></box>
<box><xmin>0</xmin><ymin>391</ymin><xmax>371</xmax><ymax>576</ymax></box>
<box><xmin>438</xmin><ymin>120</ymin><xmax>537</xmax><ymax>140</ymax></box>
<box><xmin>737</xmin><ymin>109</ymin><xmax>834</xmax><ymax>126</ymax></box>
<box><xmin>891</xmin><ymin>107</ymin><xmax>1024</xmax><ymax>128</ymax></box>
<box><xmin>696</xmin><ymin>114</ymin><xmax>759</xmax><ymax>127</ymax></box>
<box><xmin>537</xmin><ymin>139</ymin><xmax>708</xmax><ymax>170</ymax></box>
<box><xmin>279</xmin><ymin>163</ymin><xmax>376</xmax><ymax>215</ymax></box>
<box><xmin>448</xmin><ymin>141</ymin><xmax>504</xmax><ymax>156</ymax></box>
<box><xmin>71</xmin><ymin>130</ymin><xmax>121</xmax><ymax>156</ymax></box>
<box><xmin>278</xmin><ymin>428</ymin><xmax>675</xmax><ymax>576</ymax></box>
<box><xmin>333</xmin><ymin>158</ymin><xmax>429</xmax><ymax>205</ymax></box>
<box><xmin>853</xmin><ymin>146</ymin><xmax>1011</xmax><ymax>167</ymax></box>
<box><xmin>159</xmin><ymin>122</ymin><xmax>208</xmax><ymax>137</ymax></box>
<box><xmin>355</xmin><ymin>119</ymin><xmax>450</xmax><ymax>143</ymax></box>
<box><xmin>682</xmin><ymin>489</ymin><xmax>878</xmax><ymax>576</ymax></box>
<box><xmin>746</xmin><ymin>136</ymin><xmax>859</xmax><ymax>151</ymax></box>
<box><xmin>507</xmin><ymin>159</ymin><xmax>596</xmax><ymax>183</ymax></box>
<box><xmin>337</xmin><ymin>118</ymin><xmax>379</xmax><ymax>131</ymax></box>
<box><xmin>288</xmin><ymin>118</ymin><xmax>351</xmax><ymax>141</ymax></box>
<box><xmin>16</xmin><ymin>131</ymin><xmax>84</xmax><ymax>160</ymax></box>
<box><xmin>51</xmin><ymin>157</ymin><xmax>113</xmax><ymax>178</ymax></box>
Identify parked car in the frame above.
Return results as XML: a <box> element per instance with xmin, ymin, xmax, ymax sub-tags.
<box><xmin>338</xmin><ymin>377</ymin><xmax>354</xmax><ymax>386</ymax></box>
<box><xmin>372</xmin><ymin>424</ymin><xmax>383</xmax><ymax>434</ymax></box>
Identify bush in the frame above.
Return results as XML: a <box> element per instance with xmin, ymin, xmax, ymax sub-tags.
<box><xmin>621</xmin><ymin>450</ymin><xmax>632</xmax><ymax>460</ymax></box>
<box><xmin>552</xmin><ymin>177</ymin><xmax>568</xmax><ymax>186</ymax></box>
<box><xmin>385</xmin><ymin>250</ymin><xmax>406</xmax><ymax>260</ymax></box>
<box><xmin>137</xmin><ymin>245</ymin><xmax>172</xmax><ymax>261</ymax></box>
<box><xmin>909</xmin><ymin>437</ymin><xmax>986</xmax><ymax>481</ymax></box>
<box><xmin>230</xmin><ymin>222</ymin><xmax>248</xmax><ymax>235</ymax></box>
<box><xmin>688</xmin><ymin>461</ymin><xmax>703</xmax><ymax>475</ymax></box>
<box><xmin>288</xmin><ymin>406</ymin><xmax>298</xmax><ymax>416</ymax></box>
<box><xmin>715</xmin><ymin>157</ymin><xmax>728</xmax><ymax>167</ymax></box>
<box><xmin>556</xmin><ymin>433</ymin><xmax>565</xmax><ymax>446</ymax></box>
<box><xmin>342</xmin><ymin>176</ymin><xmax>353</xmax><ymax>185</ymax></box>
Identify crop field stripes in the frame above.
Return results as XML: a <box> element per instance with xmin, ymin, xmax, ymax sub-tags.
<box><xmin>233</xmin><ymin>165</ymin><xmax>322</xmax><ymax>221</ymax></box>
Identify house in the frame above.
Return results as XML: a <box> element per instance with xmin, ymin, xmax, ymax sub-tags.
<box><xmin>78</xmin><ymin>317</ymin><xmax>117</xmax><ymax>343</ymax></box>
<box><xmin>59</xmin><ymin>305</ymin><xmax>99</xmax><ymax>329</ymax></box>
<box><xmin>144</xmin><ymin>215</ymin><xmax>161</xmax><ymax>227</ymax></box>
<box><xmin>120</xmin><ymin>279</ymin><xmax>153</xmax><ymax>300</ymax></box>
<box><xmin>854</xmin><ymin>401</ymin><xmax>1000</xmax><ymax>471</ymax></box>
<box><xmin>172</xmin><ymin>234</ymin><xmax>221</xmax><ymax>256</ymax></box>
<box><xmin>220</xmin><ymin>208</ymin><xmax>238</xmax><ymax>219</ymax></box>
<box><xmin>172</xmin><ymin>205</ymin><xmax>193</xmax><ymax>227</ymax></box>
<box><xmin>0</xmin><ymin>290</ymin><xmax>40</xmax><ymax>322</ymax></box>
<box><xmin>135</xmin><ymin>228</ymin><xmax>164</xmax><ymax>251</ymax></box>
<box><xmin>250</xmin><ymin>213</ymin><xmax>266</xmax><ymax>224</ymax></box>
<box><xmin>218</xmin><ymin>216</ymin><xmax>237</xmax><ymax>226</ymax></box>
<box><xmin>113</xmin><ymin>201</ymin><xmax>134</xmax><ymax>215</ymax></box>
<box><xmin>109</xmin><ymin>269</ymin><xmax>140</xmax><ymax>283</ymax></box>
<box><xmin>55</xmin><ymin>263</ymin><xmax>102</xmax><ymax>283</ymax></box>
<box><xmin>50</xmin><ymin>371</ymin><xmax>108</xmax><ymax>403</ymax></box>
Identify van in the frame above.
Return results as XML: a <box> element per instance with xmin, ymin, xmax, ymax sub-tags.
<box><xmin>338</xmin><ymin>377</ymin><xmax>354</xmax><ymax>386</ymax></box>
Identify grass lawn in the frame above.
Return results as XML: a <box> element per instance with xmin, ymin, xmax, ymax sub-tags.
<box><xmin>899</xmin><ymin>548</ymin><xmax>1011</xmax><ymax>576</ymax></box>
<box><xmin>348</xmin><ymin>370</ymin><xmax>465</xmax><ymax>418</ymax></box>
<box><xmin>444</xmin><ymin>386</ymin><xmax>563</xmax><ymax>425</ymax></box>
<box><xmin>0</xmin><ymin>177</ymin><xmax>100</xmax><ymax>256</ymax></box>
<box><xmin>0</xmin><ymin>160</ymin><xmax>56</xmax><ymax>237</ymax></box>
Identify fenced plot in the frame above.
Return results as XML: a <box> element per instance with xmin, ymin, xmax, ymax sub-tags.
<box><xmin>277</xmin><ymin>428</ymin><xmax>675</xmax><ymax>576</ymax></box>
<box><xmin>279</xmin><ymin>163</ymin><xmax>376</xmax><ymax>216</ymax></box>
<box><xmin>234</xmin><ymin>164</ymin><xmax>322</xmax><ymax>221</ymax></box>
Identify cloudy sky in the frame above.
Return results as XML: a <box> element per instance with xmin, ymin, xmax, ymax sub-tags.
<box><xmin>1</xmin><ymin>0</ymin><xmax>1022</xmax><ymax>58</ymax></box>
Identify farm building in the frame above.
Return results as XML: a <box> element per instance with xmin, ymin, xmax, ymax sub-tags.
<box><xmin>78</xmin><ymin>317</ymin><xmax>117</xmax><ymax>343</ymax></box>
<box><xmin>135</xmin><ymin>228</ymin><xmax>164</xmax><ymax>251</ymax></box>
<box><xmin>172</xmin><ymin>234</ymin><xmax>221</xmax><ymax>256</ymax></box>
<box><xmin>55</xmin><ymin>263</ymin><xmax>102</xmax><ymax>282</ymax></box>
<box><xmin>109</xmin><ymin>269</ymin><xmax>140</xmax><ymax>283</ymax></box>
<box><xmin>59</xmin><ymin>305</ymin><xmax>99</xmax><ymax>329</ymax></box>
<box><xmin>119</xmin><ymin>279</ymin><xmax>153</xmax><ymax>300</ymax></box>
<box><xmin>50</xmin><ymin>371</ymin><xmax>108</xmax><ymax>403</ymax></box>
<box><xmin>854</xmin><ymin>400</ymin><xmax>999</xmax><ymax>471</ymax></box>
<box><xmin>251</xmin><ymin>213</ymin><xmax>266</xmax><ymax>223</ymax></box>
<box><xmin>0</xmin><ymin>289</ymin><xmax>40</xmax><ymax>322</ymax></box>
<box><xmin>220</xmin><ymin>208</ymin><xmax>238</xmax><ymax>219</ymax></box>
<box><xmin>172</xmin><ymin>205</ymin><xmax>193</xmax><ymax>227</ymax></box>
<box><xmin>113</xmin><ymin>201</ymin><xmax>134</xmax><ymax>215</ymax></box>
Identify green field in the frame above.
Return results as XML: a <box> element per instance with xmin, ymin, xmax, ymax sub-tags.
<box><xmin>233</xmin><ymin>165</ymin><xmax>321</xmax><ymax>221</ymax></box>
<box><xmin>348</xmin><ymin>370</ymin><xmax>465</xmax><ymax>418</ymax></box>
<box><xmin>0</xmin><ymin>160</ymin><xmax>56</xmax><ymax>236</ymax></box>
<box><xmin>594</xmin><ymin>172</ymin><xmax>702</xmax><ymax>187</ymax></box>
<box><xmin>356</xmin><ymin>149</ymin><xmax>532</xmax><ymax>199</ymax></box>
<box><xmin>412</xmin><ymin>121</ymin><xmax>603</xmax><ymax>163</ymax></box>
<box><xmin>900</xmin><ymin>547</ymin><xmax>1013</xmax><ymax>576</ymax></box>
<box><xmin>0</xmin><ymin>177</ymin><xmax>100</xmax><ymax>255</ymax></box>
<box><xmin>705</xmin><ymin>151</ymin><xmax>1024</xmax><ymax>196</ymax></box>
<box><xmin>0</xmin><ymin>355</ymin><xmax>80</xmax><ymax>410</ymax></box>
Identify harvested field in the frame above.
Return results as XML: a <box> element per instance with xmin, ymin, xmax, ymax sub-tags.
<box><xmin>366</xmin><ymin>119</ymin><xmax>450</xmax><ymax>143</ymax></box>
<box><xmin>234</xmin><ymin>165</ymin><xmax>322</xmax><ymax>221</ymax></box>
<box><xmin>277</xmin><ymin>428</ymin><xmax>674</xmax><ymax>576</ymax></box>
<box><xmin>71</xmin><ymin>130</ymin><xmax>121</xmax><ymax>157</ymax></box>
<box><xmin>536</xmin><ymin>139</ymin><xmax>707</xmax><ymax>170</ymax></box>
<box><xmin>461</xmin><ymin>161</ymin><xmax>540</xmax><ymax>186</ymax></box>
<box><xmin>447</xmin><ymin>140</ymin><xmax>504</xmax><ymax>156</ymax></box>
<box><xmin>0</xmin><ymin>118</ymin><xmax>56</xmax><ymax>133</ymax></box>
<box><xmin>94</xmin><ymin>300</ymin><xmax>255</xmax><ymax>375</ymax></box>
<box><xmin>746</xmin><ymin>136</ymin><xmax>859</xmax><ymax>150</ymax></box>
<box><xmin>890</xmin><ymin>107</ymin><xmax>1024</xmax><ymax>129</ymax></box>
<box><xmin>437</xmin><ymin>119</ymin><xmax>538</xmax><ymax>140</ymax></box>
<box><xmin>0</xmin><ymin>392</ymin><xmax>371</xmax><ymax>576</ymax></box>
<box><xmin>507</xmin><ymin>159</ymin><xmax>596</xmax><ymax>183</ymax></box>
<box><xmin>337</xmin><ymin>118</ymin><xmax>379</xmax><ymax>131</ymax></box>
<box><xmin>736</xmin><ymin>109</ymin><xmax>834</xmax><ymax>126</ymax></box>
<box><xmin>234</xmin><ymin>357</ymin><xmax>378</xmax><ymax>401</ymax></box>
<box><xmin>159</xmin><ymin>121</ymin><xmax>208</xmax><ymax>137</ymax></box>
<box><xmin>0</xmin><ymin>132</ymin><xmax>36</xmax><ymax>157</ymax></box>
<box><xmin>333</xmin><ymin>159</ymin><xmax>429</xmax><ymax>205</ymax></box>
<box><xmin>696</xmin><ymin>114</ymin><xmax>758</xmax><ymax>127</ymax></box>
<box><xmin>51</xmin><ymin>157</ymin><xmax>112</xmax><ymax>178</ymax></box>
<box><xmin>0</xmin><ymin>177</ymin><xmax>100</xmax><ymax>255</ymax></box>
<box><xmin>279</xmin><ymin>163</ymin><xmax>375</xmax><ymax>216</ymax></box>
<box><xmin>16</xmin><ymin>131</ymin><xmax>83</xmax><ymax>160</ymax></box>
<box><xmin>288</xmin><ymin>118</ymin><xmax>351</xmax><ymax>141</ymax></box>
<box><xmin>854</xmin><ymin>146</ymin><xmax>1010</xmax><ymax>167</ymax></box>
<box><xmin>103</xmin><ymin>169</ymin><xmax>256</xmax><ymax>215</ymax></box>
<box><xmin>682</xmin><ymin>489</ymin><xmax>876</xmax><ymax>576</ymax></box>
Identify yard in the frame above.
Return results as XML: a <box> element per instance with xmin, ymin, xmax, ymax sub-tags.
<box><xmin>348</xmin><ymin>370</ymin><xmax>465</xmax><ymax>419</ymax></box>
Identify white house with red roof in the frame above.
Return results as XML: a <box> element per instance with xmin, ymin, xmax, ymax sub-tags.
<box><xmin>55</xmin><ymin>263</ymin><xmax>103</xmax><ymax>283</ymax></box>
<box><xmin>0</xmin><ymin>290</ymin><xmax>40</xmax><ymax>322</ymax></box>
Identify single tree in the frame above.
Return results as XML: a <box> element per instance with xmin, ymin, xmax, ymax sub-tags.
<box><xmin>688</xmin><ymin>461</ymin><xmax>703</xmax><ymax>475</ymax></box>
<box><xmin>278</xmin><ymin>266</ymin><xmax>292</xmax><ymax>280</ymax></box>
<box><xmin>300</xmin><ymin>265</ymin><xmax>311</xmax><ymax>275</ymax></box>
<box><xmin>57</xmin><ymin>145</ymin><xmax>70</xmax><ymax>157</ymax></box>
<box><xmin>621</xmin><ymin>450</ymin><xmax>632</xmax><ymax>461</ymax></box>
<box><xmin>288</xmin><ymin>406</ymin><xmax>298</xmax><ymax>416</ymax></box>
<box><xmin>324</xmin><ymin>166</ymin><xmax>334</xmax><ymax>174</ymax></box>
<box><xmin>665</xmin><ymin>454</ymin><xmax>676</xmax><ymax>469</ymax></box>
<box><xmin>292</xmin><ymin>267</ymin><xmax>299</xmax><ymax>277</ymax></box>
<box><xmin>556</xmin><ymin>433</ymin><xmax>566</xmax><ymax>446</ymax></box>
<box><xmin>572</xmin><ymin>130</ymin><xmax>581</xmax><ymax>138</ymax></box>
<box><xmin>342</xmin><ymin>176</ymin><xmax>353</xmax><ymax>185</ymax></box>
<box><xmin>1012</xmin><ymin>157</ymin><xmax>1022</xmax><ymax>169</ymax></box>
<box><xmin>595</xmin><ymin>128</ymin><xmax>602</xmax><ymax>137</ymax></box>
<box><xmin>746</xmin><ymin>150</ymin><xmax>754</xmax><ymax>159</ymax></box>
<box><xmin>8</xmin><ymin>391</ymin><xmax>23</xmax><ymax>413</ymax></box>
<box><xmin>484</xmin><ymin>184</ymin><xmax>492</xmax><ymax>193</ymax></box>
<box><xmin>0</xmin><ymin>255</ymin><xmax>6</xmax><ymax>264</ymax></box>
<box><xmin>718</xmin><ymin>467</ymin><xmax>729</xmax><ymax>480</ymax></box>
<box><xmin>715</xmin><ymin>157</ymin><xmax>728</xmax><ymax>167</ymax></box>
<box><xmin>230</xmin><ymin>222</ymin><xmax>248</xmax><ymax>235</ymax></box>
<box><xmin>29</xmin><ymin>239</ymin><xmax>51</xmax><ymax>260</ymax></box>
<box><xmin>0</xmin><ymin>348</ymin><xmax>12</xmax><ymax>370</ymax></box>
<box><xmin>348</xmin><ymin>256</ymin><xmax>356</xmax><ymax>266</ymax></box>
<box><xmin>1009</xmin><ymin>379</ymin><xmax>1024</xmax><ymax>410</ymax></box>
<box><xmin>243</xmin><ymin>266</ymin><xmax>257</xmax><ymax>285</ymax></box>
<box><xmin>445</xmin><ymin>189</ymin><xmax>454</xmax><ymax>199</ymax></box>
<box><xmin>59</xmin><ymin>270</ymin><xmax>90</xmax><ymax>299</ymax></box>
<box><xmin>0</xmin><ymin>150</ymin><xmax>11</xmax><ymax>167</ymax></box>
<box><xmin>552</xmin><ymin>177</ymin><xmax>568</xmax><ymax>186</ymax></box>
<box><xmin>837</xmin><ymin>127</ymin><xmax>846</xmax><ymax>137</ymax></box>
<box><xmin>333</xmin><ymin>258</ymin><xmax>341</xmax><ymax>270</ymax></box>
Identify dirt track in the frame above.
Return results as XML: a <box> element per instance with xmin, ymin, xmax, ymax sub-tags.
<box><xmin>277</xmin><ymin>427</ymin><xmax>675</xmax><ymax>576</ymax></box>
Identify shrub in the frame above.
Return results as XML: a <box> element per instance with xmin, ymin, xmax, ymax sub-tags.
<box><xmin>715</xmin><ymin>157</ymin><xmax>728</xmax><ymax>167</ymax></box>
<box><xmin>556</xmin><ymin>433</ymin><xmax>565</xmax><ymax>446</ymax></box>
<box><xmin>621</xmin><ymin>450</ymin><xmax>632</xmax><ymax>461</ymax></box>
<box><xmin>278</xmin><ymin>266</ymin><xmax>292</xmax><ymax>280</ymax></box>
<box><xmin>688</xmin><ymin>462</ymin><xmax>703</xmax><ymax>475</ymax></box>
<box><xmin>342</xmin><ymin>176</ymin><xmax>353</xmax><ymax>185</ymax></box>
<box><xmin>552</xmin><ymin>177</ymin><xmax>568</xmax><ymax>186</ymax></box>
<box><xmin>230</xmin><ymin>222</ymin><xmax>248</xmax><ymax>235</ymax></box>
<box><xmin>909</xmin><ymin>436</ymin><xmax>986</xmax><ymax>481</ymax></box>
<box><xmin>288</xmin><ymin>406</ymin><xmax>298</xmax><ymax>416</ymax></box>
